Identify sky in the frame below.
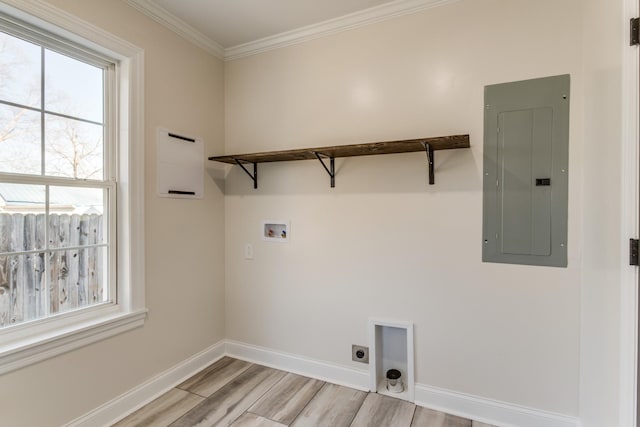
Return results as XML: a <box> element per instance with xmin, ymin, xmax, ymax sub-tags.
<box><xmin>0</xmin><ymin>29</ymin><xmax>105</xmax><ymax>181</ymax></box>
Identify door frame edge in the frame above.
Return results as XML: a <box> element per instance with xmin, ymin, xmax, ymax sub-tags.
<box><xmin>620</xmin><ymin>0</ymin><xmax>640</xmax><ymax>425</ymax></box>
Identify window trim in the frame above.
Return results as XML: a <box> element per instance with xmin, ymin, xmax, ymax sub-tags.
<box><xmin>0</xmin><ymin>0</ymin><xmax>146</xmax><ymax>375</ymax></box>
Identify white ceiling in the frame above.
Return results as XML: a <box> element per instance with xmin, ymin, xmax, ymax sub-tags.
<box><xmin>127</xmin><ymin>0</ymin><xmax>452</xmax><ymax>59</ymax></box>
<box><xmin>150</xmin><ymin>0</ymin><xmax>394</xmax><ymax>48</ymax></box>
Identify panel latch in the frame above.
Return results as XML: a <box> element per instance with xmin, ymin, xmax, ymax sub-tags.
<box><xmin>630</xmin><ymin>238</ymin><xmax>639</xmax><ymax>266</ymax></box>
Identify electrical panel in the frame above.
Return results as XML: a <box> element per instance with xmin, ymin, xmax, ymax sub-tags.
<box><xmin>482</xmin><ymin>75</ymin><xmax>570</xmax><ymax>267</ymax></box>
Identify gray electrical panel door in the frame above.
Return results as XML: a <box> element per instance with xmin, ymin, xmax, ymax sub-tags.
<box><xmin>482</xmin><ymin>75</ymin><xmax>569</xmax><ymax>267</ymax></box>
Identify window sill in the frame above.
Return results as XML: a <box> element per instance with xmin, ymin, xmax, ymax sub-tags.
<box><xmin>0</xmin><ymin>308</ymin><xmax>147</xmax><ymax>375</ymax></box>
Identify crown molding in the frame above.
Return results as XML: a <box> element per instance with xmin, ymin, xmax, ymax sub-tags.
<box><xmin>126</xmin><ymin>0</ymin><xmax>459</xmax><ymax>61</ymax></box>
<box><xmin>224</xmin><ymin>0</ymin><xmax>460</xmax><ymax>60</ymax></box>
<box><xmin>125</xmin><ymin>0</ymin><xmax>225</xmax><ymax>59</ymax></box>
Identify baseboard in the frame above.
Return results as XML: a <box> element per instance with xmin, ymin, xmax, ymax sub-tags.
<box><xmin>65</xmin><ymin>340</ymin><xmax>226</xmax><ymax>427</ymax></box>
<box><xmin>226</xmin><ymin>340</ymin><xmax>579</xmax><ymax>427</ymax></box>
<box><xmin>224</xmin><ymin>339</ymin><xmax>370</xmax><ymax>391</ymax></box>
<box><xmin>415</xmin><ymin>383</ymin><xmax>580</xmax><ymax>427</ymax></box>
<box><xmin>66</xmin><ymin>339</ymin><xmax>580</xmax><ymax>427</ymax></box>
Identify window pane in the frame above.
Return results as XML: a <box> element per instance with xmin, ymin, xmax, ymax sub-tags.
<box><xmin>0</xmin><ymin>31</ymin><xmax>41</xmax><ymax>108</ymax></box>
<box><xmin>0</xmin><ymin>104</ymin><xmax>41</xmax><ymax>175</ymax></box>
<box><xmin>45</xmin><ymin>115</ymin><xmax>103</xmax><ymax>179</ymax></box>
<box><xmin>48</xmin><ymin>186</ymin><xmax>105</xmax><ymax>249</ymax></box>
<box><xmin>0</xmin><ymin>252</ymin><xmax>46</xmax><ymax>327</ymax></box>
<box><xmin>45</xmin><ymin>49</ymin><xmax>103</xmax><ymax>123</ymax></box>
<box><xmin>49</xmin><ymin>246</ymin><xmax>106</xmax><ymax>315</ymax></box>
<box><xmin>0</xmin><ymin>18</ymin><xmax>117</xmax><ymax>337</ymax></box>
<box><xmin>0</xmin><ymin>183</ymin><xmax>46</xmax><ymax>253</ymax></box>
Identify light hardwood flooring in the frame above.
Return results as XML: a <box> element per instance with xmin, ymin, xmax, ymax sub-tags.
<box><xmin>113</xmin><ymin>357</ymin><xmax>498</xmax><ymax>427</ymax></box>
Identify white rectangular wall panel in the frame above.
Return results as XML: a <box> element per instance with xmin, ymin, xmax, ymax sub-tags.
<box><xmin>157</xmin><ymin>128</ymin><xmax>203</xmax><ymax>199</ymax></box>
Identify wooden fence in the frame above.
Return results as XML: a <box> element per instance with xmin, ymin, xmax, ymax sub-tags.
<box><xmin>0</xmin><ymin>213</ymin><xmax>104</xmax><ymax>327</ymax></box>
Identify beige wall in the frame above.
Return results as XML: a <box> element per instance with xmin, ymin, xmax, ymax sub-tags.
<box><xmin>0</xmin><ymin>1</ymin><xmax>226</xmax><ymax>426</ymax></box>
<box><xmin>225</xmin><ymin>0</ymin><xmax>583</xmax><ymax>416</ymax></box>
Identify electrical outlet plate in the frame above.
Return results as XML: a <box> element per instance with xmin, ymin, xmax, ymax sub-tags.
<box><xmin>352</xmin><ymin>345</ymin><xmax>369</xmax><ymax>363</ymax></box>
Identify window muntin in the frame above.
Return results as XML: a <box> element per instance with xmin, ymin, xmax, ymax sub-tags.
<box><xmin>0</xmin><ymin>20</ymin><xmax>115</xmax><ymax>329</ymax></box>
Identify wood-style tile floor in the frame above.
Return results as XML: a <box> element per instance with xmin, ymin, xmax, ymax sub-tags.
<box><xmin>113</xmin><ymin>357</ymin><xmax>498</xmax><ymax>427</ymax></box>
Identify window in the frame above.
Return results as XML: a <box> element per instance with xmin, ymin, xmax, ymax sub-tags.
<box><xmin>0</xmin><ymin>1</ymin><xmax>145</xmax><ymax>374</ymax></box>
<box><xmin>0</xmin><ymin>20</ymin><xmax>114</xmax><ymax>328</ymax></box>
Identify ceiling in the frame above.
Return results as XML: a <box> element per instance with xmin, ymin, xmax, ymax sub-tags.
<box><xmin>127</xmin><ymin>0</ymin><xmax>449</xmax><ymax>59</ymax></box>
<box><xmin>150</xmin><ymin>0</ymin><xmax>393</xmax><ymax>48</ymax></box>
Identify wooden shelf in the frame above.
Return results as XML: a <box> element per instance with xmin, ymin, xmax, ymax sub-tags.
<box><xmin>208</xmin><ymin>134</ymin><xmax>470</xmax><ymax>188</ymax></box>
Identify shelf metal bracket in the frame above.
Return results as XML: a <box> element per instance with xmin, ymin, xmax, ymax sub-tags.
<box><xmin>422</xmin><ymin>142</ymin><xmax>435</xmax><ymax>185</ymax></box>
<box><xmin>313</xmin><ymin>152</ymin><xmax>335</xmax><ymax>188</ymax></box>
<box><xmin>233</xmin><ymin>158</ymin><xmax>258</xmax><ymax>189</ymax></box>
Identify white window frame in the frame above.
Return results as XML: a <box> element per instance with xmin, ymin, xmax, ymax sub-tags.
<box><xmin>0</xmin><ymin>0</ymin><xmax>146</xmax><ymax>375</ymax></box>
